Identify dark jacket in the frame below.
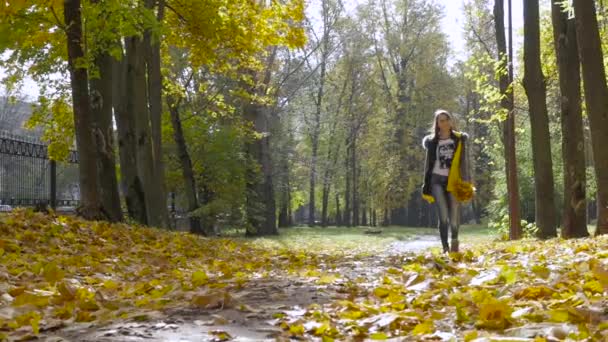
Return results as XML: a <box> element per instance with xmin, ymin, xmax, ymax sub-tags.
<box><xmin>421</xmin><ymin>131</ymin><xmax>469</xmax><ymax>196</ymax></box>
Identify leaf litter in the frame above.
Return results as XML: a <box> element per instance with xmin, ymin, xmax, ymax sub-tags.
<box><xmin>0</xmin><ymin>210</ymin><xmax>607</xmax><ymax>341</ymax></box>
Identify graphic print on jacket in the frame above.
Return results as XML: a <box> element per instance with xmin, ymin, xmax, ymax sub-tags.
<box><xmin>432</xmin><ymin>139</ymin><xmax>455</xmax><ymax>176</ymax></box>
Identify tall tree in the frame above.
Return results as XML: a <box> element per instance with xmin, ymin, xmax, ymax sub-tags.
<box><xmin>494</xmin><ymin>0</ymin><xmax>522</xmax><ymax>239</ymax></box>
<box><xmin>305</xmin><ymin>0</ymin><xmax>341</xmax><ymax>227</ymax></box>
<box><xmin>245</xmin><ymin>48</ymin><xmax>279</xmax><ymax>236</ymax></box>
<box><xmin>89</xmin><ymin>0</ymin><xmax>123</xmax><ymax>223</ymax></box>
<box><xmin>90</xmin><ymin>51</ymin><xmax>123</xmax><ymax>222</ymax></box>
<box><xmin>320</xmin><ymin>77</ymin><xmax>347</xmax><ymax>227</ymax></box>
<box><xmin>166</xmin><ymin>89</ymin><xmax>204</xmax><ymax>235</ymax></box>
<box><xmin>573</xmin><ymin>0</ymin><xmax>608</xmax><ymax>236</ymax></box>
<box><xmin>143</xmin><ymin>0</ymin><xmax>170</xmax><ymax>228</ymax></box>
<box><xmin>550</xmin><ymin>0</ymin><xmax>588</xmax><ymax>238</ymax></box>
<box><xmin>114</xmin><ymin>52</ymin><xmax>148</xmax><ymax>224</ymax></box>
<box><xmin>522</xmin><ymin>0</ymin><xmax>557</xmax><ymax>238</ymax></box>
<box><xmin>63</xmin><ymin>0</ymin><xmax>104</xmax><ymax>219</ymax></box>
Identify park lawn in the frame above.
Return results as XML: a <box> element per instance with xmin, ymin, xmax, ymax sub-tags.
<box><xmin>250</xmin><ymin>224</ymin><xmax>497</xmax><ymax>255</ymax></box>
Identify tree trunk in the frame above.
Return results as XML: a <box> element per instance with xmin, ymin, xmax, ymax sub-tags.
<box><xmin>320</xmin><ymin>147</ymin><xmax>334</xmax><ymax>227</ymax></box>
<box><xmin>321</xmin><ymin>182</ymin><xmax>330</xmax><ymax>227</ymax></box>
<box><xmin>308</xmin><ymin>140</ymin><xmax>318</xmax><ymax>226</ymax></box>
<box><xmin>90</xmin><ymin>51</ymin><xmax>123</xmax><ymax>222</ymax></box>
<box><xmin>167</xmin><ymin>96</ymin><xmax>204</xmax><ymax>235</ymax></box>
<box><xmin>550</xmin><ymin>0</ymin><xmax>588</xmax><ymax>238</ymax></box>
<box><xmin>244</xmin><ymin>45</ymin><xmax>278</xmax><ymax>236</ymax></box>
<box><xmin>382</xmin><ymin>208</ymin><xmax>389</xmax><ymax>226</ymax></box>
<box><xmin>278</xmin><ymin>155</ymin><xmax>291</xmax><ymax>228</ymax></box>
<box><xmin>321</xmin><ymin>130</ymin><xmax>341</xmax><ymax>227</ymax></box>
<box><xmin>278</xmin><ymin>202</ymin><xmax>289</xmax><ymax>228</ymax></box>
<box><xmin>143</xmin><ymin>0</ymin><xmax>169</xmax><ymax>228</ymax></box>
<box><xmin>361</xmin><ymin>203</ymin><xmax>367</xmax><ymax>226</ymax></box>
<box><xmin>335</xmin><ymin>194</ymin><xmax>341</xmax><ymax>226</ymax></box>
<box><xmin>494</xmin><ymin>0</ymin><xmax>522</xmax><ymax>239</ymax></box>
<box><xmin>573</xmin><ymin>0</ymin><xmax>608</xmax><ymax>236</ymax></box>
<box><xmin>87</xmin><ymin>1</ymin><xmax>122</xmax><ymax>222</ymax></box>
<box><xmin>114</xmin><ymin>47</ymin><xmax>147</xmax><ymax>224</ymax></box>
<box><xmin>344</xmin><ymin>139</ymin><xmax>351</xmax><ymax>227</ymax></box>
<box><xmin>523</xmin><ymin>0</ymin><xmax>557</xmax><ymax>238</ymax></box>
<box><xmin>128</xmin><ymin>34</ymin><xmax>168</xmax><ymax>228</ymax></box>
<box><xmin>244</xmin><ymin>104</ymin><xmax>277</xmax><ymax>235</ymax></box>
<box><xmin>372</xmin><ymin>210</ymin><xmax>377</xmax><ymax>227</ymax></box>
<box><xmin>63</xmin><ymin>0</ymin><xmax>104</xmax><ymax>220</ymax></box>
<box><xmin>352</xmin><ymin>135</ymin><xmax>359</xmax><ymax>226</ymax></box>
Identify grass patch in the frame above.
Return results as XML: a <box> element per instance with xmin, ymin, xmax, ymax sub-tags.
<box><xmin>248</xmin><ymin>224</ymin><xmax>497</xmax><ymax>255</ymax></box>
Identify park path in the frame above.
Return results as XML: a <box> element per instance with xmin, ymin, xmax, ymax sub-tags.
<box><xmin>47</xmin><ymin>236</ymin><xmax>441</xmax><ymax>342</ymax></box>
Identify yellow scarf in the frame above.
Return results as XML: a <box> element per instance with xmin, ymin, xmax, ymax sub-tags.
<box><xmin>422</xmin><ymin>132</ymin><xmax>463</xmax><ymax>204</ymax></box>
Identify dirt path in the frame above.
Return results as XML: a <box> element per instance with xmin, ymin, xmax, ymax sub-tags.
<box><xmin>47</xmin><ymin>236</ymin><xmax>440</xmax><ymax>342</ymax></box>
<box><xmin>386</xmin><ymin>235</ymin><xmax>439</xmax><ymax>254</ymax></box>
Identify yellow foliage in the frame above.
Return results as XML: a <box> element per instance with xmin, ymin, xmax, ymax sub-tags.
<box><xmin>476</xmin><ymin>298</ymin><xmax>513</xmax><ymax>330</ymax></box>
<box><xmin>412</xmin><ymin>320</ymin><xmax>434</xmax><ymax>335</ymax></box>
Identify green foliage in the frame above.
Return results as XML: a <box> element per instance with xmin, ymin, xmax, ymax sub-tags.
<box><xmin>489</xmin><ymin>210</ymin><xmax>539</xmax><ymax>240</ymax></box>
<box><xmin>25</xmin><ymin>96</ymin><xmax>74</xmax><ymax>161</ymax></box>
<box><xmin>464</xmin><ymin>53</ymin><xmax>509</xmax><ymax>123</ymax></box>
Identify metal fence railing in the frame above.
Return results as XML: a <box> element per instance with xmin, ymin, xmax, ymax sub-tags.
<box><xmin>0</xmin><ymin>131</ymin><xmax>79</xmax><ymax>210</ymax></box>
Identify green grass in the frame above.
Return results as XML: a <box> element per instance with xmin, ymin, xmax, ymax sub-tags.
<box><xmin>246</xmin><ymin>224</ymin><xmax>497</xmax><ymax>255</ymax></box>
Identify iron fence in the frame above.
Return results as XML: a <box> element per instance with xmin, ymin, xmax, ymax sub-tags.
<box><xmin>0</xmin><ymin>131</ymin><xmax>79</xmax><ymax>210</ymax></box>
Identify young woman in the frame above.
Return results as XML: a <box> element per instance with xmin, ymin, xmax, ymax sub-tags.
<box><xmin>421</xmin><ymin>109</ymin><xmax>471</xmax><ymax>253</ymax></box>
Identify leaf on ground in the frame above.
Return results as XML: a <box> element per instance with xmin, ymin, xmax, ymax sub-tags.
<box><xmin>369</xmin><ymin>331</ymin><xmax>388</xmax><ymax>340</ymax></box>
<box><xmin>43</xmin><ymin>262</ymin><xmax>65</xmax><ymax>284</ymax></box>
<box><xmin>210</xmin><ymin>330</ymin><xmax>232</xmax><ymax>341</ymax></box>
<box><xmin>591</xmin><ymin>262</ymin><xmax>608</xmax><ymax>290</ymax></box>
<box><xmin>412</xmin><ymin>320</ymin><xmax>434</xmax><ymax>335</ymax></box>
<box><xmin>191</xmin><ymin>291</ymin><xmax>232</xmax><ymax>309</ymax></box>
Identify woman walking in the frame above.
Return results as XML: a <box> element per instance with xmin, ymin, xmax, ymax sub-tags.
<box><xmin>421</xmin><ymin>109</ymin><xmax>473</xmax><ymax>253</ymax></box>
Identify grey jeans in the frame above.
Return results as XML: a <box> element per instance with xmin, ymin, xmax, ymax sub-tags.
<box><xmin>430</xmin><ymin>173</ymin><xmax>459</xmax><ymax>252</ymax></box>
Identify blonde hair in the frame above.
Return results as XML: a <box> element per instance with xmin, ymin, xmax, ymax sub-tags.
<box><xmin>430</xmin><ymin>109</ymin><xmax>457</xmax><ymax>137</ymax></box>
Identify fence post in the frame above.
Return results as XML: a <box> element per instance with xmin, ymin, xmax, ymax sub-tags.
<box><xmin>50</xmin><ymin>160</ymin><xmax>56</xmax><ymax>209</ymax></box>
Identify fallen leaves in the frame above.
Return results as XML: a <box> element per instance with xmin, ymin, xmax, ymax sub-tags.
<box><xmin>269</xmin><ymin>236</ymin><xmax>608</xmax><ymax>340</ymax></box>
<box><xmin>0</xmin><ymin>210</ymin><xmax>339</xmax><ymax>339</ymax></box>
<box><xmin>0</xmin><ymin>210</ymin><xmax>607</xmax><ymax>341</ymax></box>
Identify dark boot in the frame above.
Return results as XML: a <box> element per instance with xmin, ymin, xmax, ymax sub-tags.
<box><xmin>439</xmin><ymin>222</ymin><xmax>449</xmax><ymax>253</ymax></box>
<box><xmin>450</xmin><ymin>239</ymin><xmax>459</xmax><ymax>253</ymax></box>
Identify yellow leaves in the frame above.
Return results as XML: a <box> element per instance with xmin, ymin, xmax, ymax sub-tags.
<box><xmin>464</xmin><ymin>330</ymin><xmax>479</xmax><ymax>341</ymax></box>
<box><xmin>57</xmin><ymin>281</ymin><xmax>77</xmax><ymax>301</ymax></box>
<box><xmin>74</xmin><ymin>310</ymin><xmax>95</xmax><ymax>322</ymax></box>
<box><xmin>0</xmin><ymin>0</ymin><xmax>31</xmax><ymax>16</ymax></box>
<box><xmin>191</xmin><ymin>291</ymin><xmax>232</xmax><ymax>309</ymax></box>
<box><xmin>191</xmin><ymin>270</ymin><xmax>209</xmax><ymax>287</ymax></box>
<box><xmin>590</xmin><ymin>262</ymin><xmax>608</xmax><ymax>290</ymax></box>
<box><xmin>339</xmin><ymin>310</ymin><xmax>365</xmax><ymax>320</ymax></box>
<box><xmin>547</xmin><ymin>309</ymin><xmax>569</xmax><ymax>323</ymax></box>
<box><xmin>8</xmin><ymin>286</ymin><xmax>26</xmax><ymax>298</ymax></box>
<box><xmin>499</xmin><ymin>266</ymin><xmax>518</xmax><ymax>285</ymax></box>
<box><xmin>3</xmin><ymin>212</ymin><xmax>608</xmax><ymax>340</ymax></box>
<box><xmin>13</xmin><ymin>291</ymin><xmax>50</xmax><ymax>308</ymax></box>
<box><xmin>369</xmin><ymin>332</ymin><xmax>389</xmax><ymax>340</ymax></box>
<box><xmin>514</xmin><ymin>286</ymin><xmax>554</xmax><ymax>300</ymax></box>
<box><xmin>289</xmin><ymin>323</ymin><xmax>305</xmax><ymax>335</ymax></box>
<box><xmin>476</xmin><ymin>298</ymin><xmax>513</xmax><ymax>330</ymax></box>
<box><xmin>530</xmin><ymin>265</ymin><xmax>550</xmax><ymax>279</ymax></box>
<box><xmin>373</xmin><ymin>287</ymin><xmax>391</xmax><ymax>298</ymax></box>
<box><xmin>582</xmin><ymin>280</ymin><xmax>603</xmax><ymax>294</ymax></box>
<box><xmin>43</xmin><ymin>262</ymin><xmax>65</xmax><ymax>284</ymax></box>
<box><xmin>102</xmin><ymin>279</ymin><xmax>119</xmax><ymax>291</ymax></box>
<box><xmin>53</xmin><ymin>303</ymin><xmax>74</xmax><ymax>320</ymax></box>
<box><xmin>10</xmin><ymin>311</ymin><xmax>41</xmax><ymax>335</ymax></box>
<box><xmin>210</xmin><ymin>330</ymin><xmax>232</xmax><ymax>341</ymax></box>
<box><xmin>412</xmin><ymin>320</ymin><xmax>434</xmax><ymax>335</ymax></box>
